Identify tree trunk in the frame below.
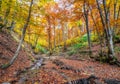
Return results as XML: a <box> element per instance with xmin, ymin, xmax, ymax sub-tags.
<box><xmin>117</xmin><ymin>6</ymin><xmax>120</xmax><ymax>20</ymax></box>
<box><xmin>10</xmin><ymin>9</ymin><xmax>17</xmax><ymax>32</ymax></box>
<box><xmin>2</xmin><ymin>0</ymin><xmax>33</xmax><ymax>69</ymax></box>
<box><xmin>47</xmin><ymin>16</ymin><xmax>52</xmax><ymax>55</ymax></box>
<box><xmin>54</xmin><ymin>24</ymin><xmax>56</xmax><ymax>49</ymax></box>
<box><xmin>103</xmin><ymin>0</ymin><xmax>115</xmax><ymax>59</ymax></box>
<box><xmin>113</xmin><ymin>5</ymin><xmax>120</xmax><ymax>39</ymax></box>
<box><xmin>2</xmin><ymin>0</ymin><xmax>12</xmax><ymax>29</ymax></box>
<box><xmin>0</xmin><ymin>0</ymin><xmax>2</xmax><ymax>11</ymax></box>
<box><xmin>63</xmin><ymin>23</ymin><xmax>67</xmax><ymax>51</ymax></box>
<box><xmin>96</xmin><ymin>0</ymin><xmax>115</xmax><ymax>61</ymax></box>
<box><xmin>108</xmin><ymin>28</ymin><xmax>115</xmax><ymax>59</ymax></box>
<box><xmin>89</xmin><ymin>6</ymin><xmax>103</xmax><ymax>55</ymax></box>
<box><xmin>33</xmin><ymin>34</ymin><xmax>39</xmax><ymax>49</ymax></box>
<box><xmin>83</xmin><ymin>1</ymin><xmax>92</xmax><ymax>55</ymax></box>
<box><xmin>10</xmin><ymin>21</ymin><xmax>16</xmax><ymax>32</ymax></box>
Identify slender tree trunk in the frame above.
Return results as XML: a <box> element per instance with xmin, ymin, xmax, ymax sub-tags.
<box><xmin>63</xmin><ymin>23</ymin><xmax>67</xmax><ymax>51</ymax></box>
<box><xmin>89</xmin><ymin>6</ymin><xmax>103</xmax><ymax>55</ymax></box>
<box><xmin>2</xmin><ymin>0</ymin><xmax>12</xmax><ymax>29</ymax></box>
<box><xmin>47</xmin><ymin>16</ymin><xmax>52</xmax><ymax>55</ymax></box>
<box><xmin>108</xmin><ymin>28</ymin><xmax>114</xmax><ymax>59</ymax></box>
<box><xmin>10</xmin><ymin>21</ymin><xmax>15</xmax><ymax>31</ymax></box>
<box><xmin>96</xmin><ymin>0</ymin><xmax>108</xmax><ymax>38</ymax></box>
<box><xmin>83</xmin><ymin>1</ymin><xmax>92</xmax><ymax>55</ymax></box>
<box><xmin>10</xmin><ymin>9</ymin><xmax>17</xmax><ymax>32</ymax></box>
<box><xmin>103</xmin><ymin>0</ymin><xmax>115</xmax><ymax>59</ymax></box>
<box><xmin>33</xmin><ymin>34</ymin><xmax>39</xmax><ymax>49</ymax></box>
<box><xmin>54</xmin><ymin>24</ymin><xmax>56</xmax><ymax>49</ymax></box>
<box><xmin>2</xmin><ymin>0</ymin><xmax>33</xmax><ymax>69</ymax></box>
<box><xmin>114</xmin><ymin>0</ymin><xmax>118</xmax><ymax>22</ymax></box>
<box><xmin>117</xmin><ymin>6</ymin><xmax>120</xmax><ymax>20</ymax></box>
<box><xmin>113</xmin><ymin>5</ymin><xmax>120</xmax><ymax>38</ymax></box>
<box><xmin>0</xmin><ymin>0</ymin><xmax>2</xmax><ymax>11</ymax></box>
<box><xmin>96</xmin><ymin>0</ymin><xmax>115</xmax><ymax>61</ymax></box>
<box><xmin>113</xmin><ymin>0</ymin><xmax>118</xmax><ymax>42</ymax></box>
<box><xmin>58</xmin><ymin>29</ymin><xmax>60</xmax><ymax>46</ymax></box>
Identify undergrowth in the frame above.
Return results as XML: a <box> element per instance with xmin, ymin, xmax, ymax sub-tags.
<box><xmin>35</xmin><ymin>44</ymin><xmax>47</xmax><ymax>54</ymax></box>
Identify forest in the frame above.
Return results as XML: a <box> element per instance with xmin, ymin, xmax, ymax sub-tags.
<box><xmin>0</xmin><ymin>0</ymin><xmax>120</xmax><ymax>84</ymax></box>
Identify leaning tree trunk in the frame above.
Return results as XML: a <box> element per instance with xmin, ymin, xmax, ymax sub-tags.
<box><xmin>2</xmin><ymin>0</ymin><xmax>33</xmax><ymax>69</ymax></box>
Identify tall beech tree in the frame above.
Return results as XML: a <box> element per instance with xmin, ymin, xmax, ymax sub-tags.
<box><xmin>96</xmin><ymin>0</ymin><xmax>115</xmax><ymax>62</ymax></box>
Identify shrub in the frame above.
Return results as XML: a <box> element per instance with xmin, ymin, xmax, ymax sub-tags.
<box><xmin>115</xmin><ymin>47</ymin><xmax>120</xmax><ymax>53</ymax></box>
<box><xmin>36</xmin><ymin>44</ymin><xmax>47</xmax><ymax>54</ymax></box>
<box><xmin>67</xmin><ymin>49</ymin><xmax>76</xmax><ymax>56</ymax></box>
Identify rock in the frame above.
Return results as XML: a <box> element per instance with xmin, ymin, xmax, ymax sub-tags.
<box><xmin>18</xmin><ymin>77</ymin><xmax>27</xmax><ymax>84</ymax></box>
<box><xmin>30</xmin><ymin>58</ymin><xmax>44</xmax><ymax>70</ymax></box>
<box><xmin>53</xmin><ymin>59</ymin><xmax>64</xmax><ymax>66</ymax></box>
<box><xmin>104</xmin><ymin>79</ymin><xmax>120</xmax><ymax>84</ymax></box>
<box><xmin>60</xmin><ymin>65</ymin><xmax>73</xmax><ymax>70</ymax></box>
<box><xmin>65</xmin><ymin>75</ymin><xmax>100</xmax><ymax>84</ymax></box>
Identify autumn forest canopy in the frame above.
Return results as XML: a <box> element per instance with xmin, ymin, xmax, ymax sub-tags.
<box><xmin>0</xmin><ymin>0</ymin><xmax>120</xmax><ymax>83</ymax></box>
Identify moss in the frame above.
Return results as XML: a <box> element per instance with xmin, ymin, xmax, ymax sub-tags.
<box><xmin>1</xmin><ymin>63</ymin><xmax>10</xmax><ymax>69</ymax></box>
<box><xmin>67</xmin><ymin>49</ymin><xmax>76</xmax><ymax>56</ymax></box>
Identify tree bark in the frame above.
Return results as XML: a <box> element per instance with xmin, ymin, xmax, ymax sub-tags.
<box><xmin>96</xmin><ymin>0</ymin><xmax>115</xmax><ymax>61</ymax></box>
<box><xmin>54</xmin><ymin>24</ymin><xmax>56</xmax><ymax>49</ymax></box>
<box><xmin>2</xmin><ymin>0</ymin><xmax>33</xmax><ymax>69</ymax></box>
<box><xmin>63</xmin><ymin>23</ymin><xmax>67</xmax><ymax>51</ymax></box>
<box><xmin>0</xmin><ymin>0</ymin><xmax>2</xmax><ymax>11</ymax></box>
<box><xmin>33</xmin><ymin>34</ymin><xmax>39</xmax><ymax>49</ymax></box>
<box><xmin>83</xmin><ymin>1</ymin><xmax>92</xmax><ymax>55</ymax></box>
<box><xmin>89</xmin><ymin>6</ymin><xmax>103</xmax><ymax>55</ymax></box>
<box><xmin>112</xmin><ymin>0</ymin><xmax>118</xmax><ymax>42</ymax></box>
<box><xmin>103</xmin><ymin>0</ymin><xmax>115</xmax><ymax>59</ymax></box>
<box><xmin>2</xmin><ymin>0</ymin><xmax>12</xmax><ymax>29</ymax></box>
<box><xmin>117</xmin><ymin>6</ymin><xmax>120</xmax><ymax>20</ymax></box>
<box><xmin>47</xmin><ymin>16</ymin><xmax>52</xmax><ymax>55</ymax></box>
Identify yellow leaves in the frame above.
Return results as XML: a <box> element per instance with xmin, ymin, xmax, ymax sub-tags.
<box><xmin>34</xmin><ymin>82</ymin><xmax>39</xmax><ymax>84</ymax></box>
<box><xmin>107</xmin><ymin>0</ymin><xmax>111</xmax><ymax>4</ymax></box>
<box><xmin>88</xmin><ymin>0</ymin><xmax>96</xmax><ymax>5</ymax></box>
<box><xmin>76</xmin><ymin>20</ymin><xmax>83</xmax><ymax>26</ymax></box>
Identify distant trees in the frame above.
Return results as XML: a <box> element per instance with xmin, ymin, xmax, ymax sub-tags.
<box><xmin>73</xmin><ymin>0</ymin><xmax>120</xmax><ymax>63</ymax></box>
<box><xmin>0</xmin><ymin>0</ymin><xmax>120</xmax><ymax>68</ymax></box>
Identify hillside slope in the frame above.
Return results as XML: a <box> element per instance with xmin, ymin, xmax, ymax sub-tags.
<box><xmin>0</xmin><ymin>30</ymin><xmax>31</xmax><ymax>83</ymax></box>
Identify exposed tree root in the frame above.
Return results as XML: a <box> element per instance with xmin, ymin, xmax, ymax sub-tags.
<box><xmin>53</xmin><ymin>59</ymin><xmax>81</xmax><ymax>73</ymax></box>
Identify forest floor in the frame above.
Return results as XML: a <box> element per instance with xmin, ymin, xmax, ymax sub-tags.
<box><xmin>0</xmin><ymin>30</ymin><xmax>120</xmax><ymax>84</ymax></box>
